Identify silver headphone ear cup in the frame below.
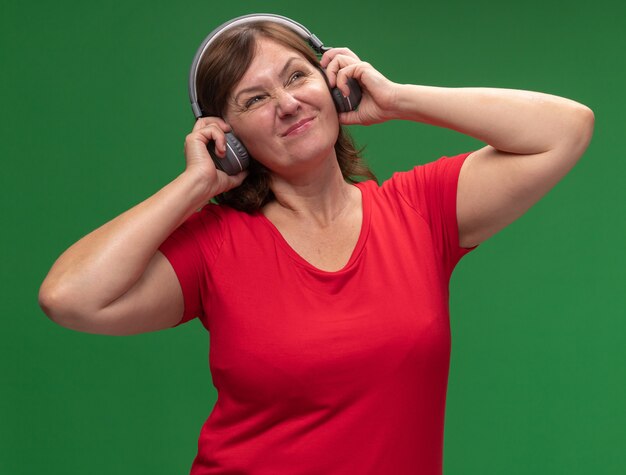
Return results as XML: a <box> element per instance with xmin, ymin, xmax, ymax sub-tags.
<box><xmin>225</xmin><ymin>133</ymin><xmax>250</xmax><ymax>172</ymax></box>
<box><xmin>207</xmin><ymin>132</ymin><xmax>250</xmax><ymax>176</ymax></box>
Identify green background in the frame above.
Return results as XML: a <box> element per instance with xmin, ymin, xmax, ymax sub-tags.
<box><xmin>2</xmin><ymin>0</ymin><xmax>624</xmax><ymax>473</ymax></box>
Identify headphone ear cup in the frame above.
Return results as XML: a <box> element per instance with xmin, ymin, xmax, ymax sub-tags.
<box><xmin>207</xmin><ymin>132</ymin><xmax>250</xmax><ymax>175</ymax></box>
<box><xmin>331</xmin><ymin>77</ymin><xmax>362</xmax><ymax>113</ymax></box>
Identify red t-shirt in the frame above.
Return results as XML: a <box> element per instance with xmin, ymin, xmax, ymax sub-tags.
<box><xmin>160</xmin><ymin>152</ymin><xmax>476</xmax><ymax>474</ymax></box>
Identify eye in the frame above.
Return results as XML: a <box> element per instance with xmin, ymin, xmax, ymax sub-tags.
<box><xmin>288</xmin><ymin>70</ymin><xmax>306</xmax><ymax>85</ymax></box>
<box><xmin>244</xmin><ymin>94</ymin><xmax>267</xmax><ymax>109</ymax></box>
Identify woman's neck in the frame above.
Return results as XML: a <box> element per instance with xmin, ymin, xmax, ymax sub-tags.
<box><xmin>262</xmin><ymin>157</ymin><xmax>357</xmax><ymax>228</ymax></box>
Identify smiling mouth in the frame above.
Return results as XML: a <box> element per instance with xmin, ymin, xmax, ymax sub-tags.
<box><xmin>281</xmin><ymin>118</ymin><xmax>314</xmax><ymax>137</ymax></box>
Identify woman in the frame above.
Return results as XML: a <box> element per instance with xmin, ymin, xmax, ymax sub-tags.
<box><xmin>39</xmin><ymin>17</ymin><xmax>594</xmax><ymax>475</ymax></box>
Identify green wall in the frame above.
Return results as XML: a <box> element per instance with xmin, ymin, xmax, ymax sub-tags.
<box><xmin>2</xmin><ymin>0</ymin><xmax>624</xmax><ymax>473</ymax></box>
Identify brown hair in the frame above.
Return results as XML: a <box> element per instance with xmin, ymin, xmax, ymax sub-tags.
<box><xmin>195</xmin><ymin>21</ymin><xmax>377</xmax><ymax>213</ymax></box>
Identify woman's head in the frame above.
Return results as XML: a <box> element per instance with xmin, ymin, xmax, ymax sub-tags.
<box><xmin>196</xmin><ymin>22</ymin><xmax>319</xmax><ymax>119</ymax></box>
<box><xmin>195</xmin><ymin>21</ymin><xmax>376</xmax><ymax>212</ymax></box>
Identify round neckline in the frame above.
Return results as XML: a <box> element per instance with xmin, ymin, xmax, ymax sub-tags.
<box><xmin>254</xmin><ymin>182</ymin><xmax>372</xmax><ymax>275</ymax></box>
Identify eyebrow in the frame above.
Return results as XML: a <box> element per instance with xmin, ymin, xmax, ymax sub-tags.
<box><xmin>233</xmin><ymin>56</ymin><xmax>308</xmax><ymax>104</ymax></box>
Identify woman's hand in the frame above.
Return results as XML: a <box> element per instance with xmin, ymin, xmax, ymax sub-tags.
<box><xmin>184</xmin><ymin>117</ymin><xmax>248</xmax><ymax>199</ymax></box>
<box><xmin>320</xmin><ymin>48</ymin><xmax>400</xmax><ymax>126</ymax></box>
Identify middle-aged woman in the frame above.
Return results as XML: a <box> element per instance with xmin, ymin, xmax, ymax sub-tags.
<box><xmin>39</xmin><ymin>16</ymin><xmax>594</xmax><ymax>475</ymax></box>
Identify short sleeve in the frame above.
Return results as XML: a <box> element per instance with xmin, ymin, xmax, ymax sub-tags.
<box><xmin>158</xmin><ymin>205</ymin><xmax>225</xmax><ymax>327</ymax></box>
<box><xmin>387</xmin><ymin>152</ymin><xmax>477</xmax><ymax>275</ymax></box>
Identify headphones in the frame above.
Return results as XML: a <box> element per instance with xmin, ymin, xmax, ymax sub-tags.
<box><xmin>188</xmin><ymin>13</ymin><xmax>362</xmax><ymax>175</ymax></box>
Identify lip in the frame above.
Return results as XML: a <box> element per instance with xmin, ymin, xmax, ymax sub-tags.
<box><xmin>281</xmin><ymin>117</ymin><xmax>314</xmax><ymax>137</ymax></box>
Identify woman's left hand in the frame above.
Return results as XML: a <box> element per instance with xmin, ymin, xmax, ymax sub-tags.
<box><xmin>320</xmin><ymin>48</ymin><xmax>399</xmax><ymax>126</ymax></box>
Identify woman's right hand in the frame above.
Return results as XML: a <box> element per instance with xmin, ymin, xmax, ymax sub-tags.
<box><xmin>184</xmin><ymin>117</ymin><xmax>248</xmax><ymax>199</ymax></box>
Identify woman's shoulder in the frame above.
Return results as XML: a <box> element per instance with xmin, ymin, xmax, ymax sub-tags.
<box><xmin>192</xmin><ymin>202</ymin><xmax>269</xmax><ymax>236</ymax></box>
<box><xmin>374</xmin><ymin>152</ymin><xmax>472</xmax><ymax>192</ymax></box>
<box><xmin>194</xmin><ymin>201</ymin><xmax>251</xmax><ymax>222</ymax></box>
<box><xmin>357</xmin><ymin>152</ymin><xmax>473</xmax><ymax>213</ymax></box>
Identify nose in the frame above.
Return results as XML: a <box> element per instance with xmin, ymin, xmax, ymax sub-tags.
<box><xmin>275</xmin><ymin>89</ymin><xmax>300</xmax><ymax>118</ymax></box>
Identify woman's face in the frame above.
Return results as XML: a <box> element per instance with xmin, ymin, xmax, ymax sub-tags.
<box><xmin>224</xmin><ymin>37</ymin><xmax>340</xmax><ymax>177</ymax></box>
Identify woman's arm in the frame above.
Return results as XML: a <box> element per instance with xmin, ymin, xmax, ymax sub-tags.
<box><xmin>390</xmin><ymin>85</ymin><xmax>594</xmax><ymax>248</ymax></box>
<box><xmin>322</xmin><ymin>50</ymin><xmax>594</xmax><ymax>248</ymax></box>
<box><xmin>39</xmin><ymin>118</ymin><xmax>247</xmax><ymax>335</ymax></box>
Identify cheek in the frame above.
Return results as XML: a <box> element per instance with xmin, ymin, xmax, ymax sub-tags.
<box><xmin>312</xmin><ymin>81</ymin><xmax>335</xmax><ymax>107</ymax></box>
<box><xmin>235</xmin><ymin>116</ymin><xmax>278</xmax><ymax>163</ymax></box>
<box><xmin>313</xmin><ymin>84</ymin><xmax>340</xmax><ymax>123</ymax></box>
<box><xmin>230</xmin><ymin>110</ymin><xmax>274</xmax><ymax>145</ymax></box>
<box><xmin>320</xmin><ymin>93</ymin><xmax>340</xmax><ymax>129</ymax></box>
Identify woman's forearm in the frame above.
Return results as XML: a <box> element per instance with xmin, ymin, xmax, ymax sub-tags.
<box><xmin>39</xmin><ymin>170</ymin><xmax>210</xmax><ymax>317</ymax></box>
<box><xmin>391</xmin><ymin>84</ymin><xmax>593</xmax><ymax>155</ymax></box>
<box><xmin>39</xmin><ymin>116</ymin><xmax>247</xmax><ymax>332</ymax></box>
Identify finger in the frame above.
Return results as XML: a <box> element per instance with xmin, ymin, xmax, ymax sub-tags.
<box><xmin>202</xmin><ymin>127</ymin><xmax>228</xmax><ymax>157</ymax></box>
<box><xmin>335</xmin><ymin>63</ymin><xmax>364</xmax><ymax>98</ymax></box>
<box><xmin>186</xmin><ymin>125</ymin><xmax>227</xmax><ymax>158</ymax></box>
<box><xmin>192</xmin><ymin>116</ymin><xmax>231</xmax><ymax>133</ymax></box>
<box><xmin>227</xmin><ymin>169</ymin><xmax>249</xmax><ymax>187</ymax></box>
<box><xmin>324</xmin><ymin>54</ymin><xmax>359</xmax><ymax>88</ymax></box>
<box><xmin>320</xmin><ymin>47</ymin><xmax>360</xmax><ymax>68</ymax></box>
<box><xmin>212</xmin><ymin>168</ymin><xmax>249</xmax><ymax>196</ymax></box>
<box><xmin>338</xmin><ymin>110</ymin><xmax>361</xmax><ymax>126</ymax></box>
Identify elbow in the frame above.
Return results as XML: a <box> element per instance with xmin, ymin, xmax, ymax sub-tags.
<box><xmin>38</xmin><ymin>280</ymin><xmax>89</xmax><ymax>330</ymax></box>
<box><xmin>38</xmin><ymin>280</ymin><xmax>70</xmax><ymax>327</ymax></box>
<box><xmin>578</xmin><ymin>103</ymin><xmax>595</xmax><ymax>143</ymax></box>
<box><xmin>569</xmin><ymin>103</ymin><xmax>595</xmax><ymax>158</ymax></box>
<box><xmin>551</xmin><ymin>102</ymin><xmax>594</xmax><ymax>169</ymax></box>
<box><xmin>38</xmin><ymin>280</ymin><xmax>131</xmax><ymax>335</ymax></box>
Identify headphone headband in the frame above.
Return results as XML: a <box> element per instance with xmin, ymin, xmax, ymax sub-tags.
<box><xmin>189</xmin><ymin>14</ymin><xmax>327</xmax><ymax>119</ymax></box>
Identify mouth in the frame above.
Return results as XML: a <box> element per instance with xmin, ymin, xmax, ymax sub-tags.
<box><xmin>281</xmin><ymin>117</ymin><xmax>314</xmax><ymax>137</ymax></box>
